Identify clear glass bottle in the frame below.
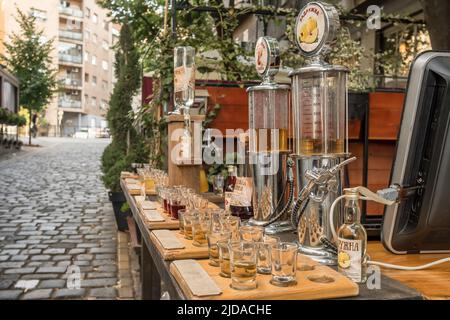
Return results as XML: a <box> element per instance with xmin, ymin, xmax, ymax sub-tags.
<box><xmin>337</xmin><ymin>190</ymin><xmax>367</xmax><ymax>283</ymax></box>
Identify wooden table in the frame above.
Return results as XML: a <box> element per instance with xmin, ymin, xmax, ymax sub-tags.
<box><xmin>367</xmin><ymin>242</ymin><xmax>450</xmax><ymax>300</ymax></box>
<box><xmin>120</xmin><ymin>179</ymin><xmax>434</xmax><ymax>300</ymax></box>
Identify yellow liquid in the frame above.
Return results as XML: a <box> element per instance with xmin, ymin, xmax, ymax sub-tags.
<box><xmin>209</xmin><ymin>246</ymin><xmax>220</xmax><ymax>266</ymax></box>
<box><xmin>184</xmin><ymin>225</ymin><xmax>193</xmax><ymax>240</ymax></box>
<box><xmin>252</xmin><ymin>128</ymin><xmax>289</xmax><ymax>152</ymax></box>
<box><xmin>231</xmin><ymin>261</ymin><xmax>257</xmax><ymax>281</ymax></box>
<box><xmin>193</xmin><ymin>230</ymin><xmax>207</xmax><ymax>246</ymax></box>
<box><xmin>145</xmin><ymin>179</ymin><xmax>155</xmax><ymax>191</ymax></box>
<box><xmin>220</xmin><ymin>258</ymin><xmax>231</xmax><ymax>277</ymax></box>
<box><xmin>298</xmin><ymin>138</ymin><xmax>344</xmax><ymax>155</ymax></box>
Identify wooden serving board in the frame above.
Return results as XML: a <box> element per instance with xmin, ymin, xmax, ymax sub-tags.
<box><xmin>150</xmin><ymin>230</ymin><xmax>209</xmax><ymax>261</ymax></box>
<box><xmin>122</xmin><ymin>178</ymin><xmax>157</xmax><ymax>196</ymax></box>
<box><xmin>135</xmin><ymin>198</ymin><xmax>180</xmax><ymax>230</ymax></box>
<box><xmin>170</xmin><ymin>255</ymin><xmax>359</xmax><ymax>300</ymax></box>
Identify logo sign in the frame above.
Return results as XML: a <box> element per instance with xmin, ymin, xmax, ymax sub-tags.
<box><xmin>295</xmin><ymin>2</ymin><xmax>339</xmax><ymax>57</ymax></box>
<box><xmin>255</xmin><ymin>37</ymin><xmax>269</xmax><ymax>75</ymax></box>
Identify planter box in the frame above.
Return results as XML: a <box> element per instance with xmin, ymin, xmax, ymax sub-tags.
<box><xmin>108</xmin><ymin>191</ymin><xmax>130</xmax><ymax>232</ymax></box>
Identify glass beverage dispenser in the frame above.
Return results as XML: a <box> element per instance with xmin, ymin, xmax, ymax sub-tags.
<box><xmin>290</xmin><ymin>2</ymin><xmax>352</xmax><ymax>265</ymax></box>
<box><xmin>247</xmin><ymin>37</ymin><xmax>294</xmax><ymax>234</ymax></box>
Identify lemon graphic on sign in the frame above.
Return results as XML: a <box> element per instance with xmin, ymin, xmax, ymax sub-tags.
<box><xmin>299</xmin><ymin>17</ymin><xmax>318</xmax><ymax>44</ymax></box>
<box><xmin>338</xmin><ymin>252</ymin><xmax>351</xmax><ymax>269</ymax></box>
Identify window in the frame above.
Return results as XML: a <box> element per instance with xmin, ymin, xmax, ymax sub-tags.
<box><xmin>84</xmin><ymin>73</ymin><xmax>89</xmax><ymax>82</ymax></box>
<box><xmin>101</xmin><ymin>100</ymin><xmax>108</xmax><ymax>110</ymax></box>
<box><xmin>102</xmin><ymin>40</ymin><xmax>109</xmax><ymax>50</ymax></box>
<box><xmin>92</xmin><ymin>13</ymin><xmax>98</xmax><ymax>24</ymax></box>
<box><xmin>30</xmin><ymin>8</ymin><xmax>47</xmax><ymax>21</ymax></box>
<box><xmin>101</xmin><ymin>80</ymin><xmax>108</xmax><ymax>90</ymax></box>
<box><xmin>91</xmin><ymin>55</ymin><xmax>96</xmax><ymax>65</ymax></box>
<box><xmin>91</xmin><ymin>97</ymin><xmax>97</xmax><ymax>107</ymax></box>
<box><xmin>92</xmin><ymin>76</ymin><xmax>97</xmax><ymax>86</ymax></box>
<box><xmin>92</xmin><ymin>33</ymin><xmax>97</xmax><ymax>44</ymax></box>
<box><xmin>84</xmin><ymin>30</ymin><xmax>90</xmax><ymax>41</ymax></box>
<box><xmin>102</xmin><ymin>60</ymin><xmax>108</xmax><ymax>71</ymax></box>
<box><xmin>85</xmin><ymin>7</ymin><xmax>90</xmax><ymax>18</ymax></box>
<box><xmin>102</xmin><ymin>20</ymin><xmax>109</xmax><ymax>31</ymax></box>
<box><xmin>84</xmin><ymin>94</ymin><xmax>89</xmax><ymax>105</ymax></box>
<box><xmin>84</xmin><ymin>51</ymin><xmax>89</xmax><ymax>62</ymax></box>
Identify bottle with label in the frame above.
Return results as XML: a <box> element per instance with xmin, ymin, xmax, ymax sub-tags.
<box><xmin>224</xmin><ymin>166</ymin><xmax>237</xmax><ymax>211</ymax></box>
<box><xmin>337</xmin><ymin>190</ymin><xmax>367</xmax><ymax>283</ymax></box>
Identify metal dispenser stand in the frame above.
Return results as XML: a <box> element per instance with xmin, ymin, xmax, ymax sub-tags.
<box><xmin>290</xmin><ymin>2</ymin><xmax>353</xmax><ymax>265</ymax></box>
<box><xmin>247</xmin><ymin>37</ymin><xmax>294</xmax><ymax>234</ymax></box>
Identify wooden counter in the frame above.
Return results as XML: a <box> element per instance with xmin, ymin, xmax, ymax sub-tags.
<box><xmin>368</xmin><ymin>242</ymin><xmax>450</xmax><ymax>300</ymax></box>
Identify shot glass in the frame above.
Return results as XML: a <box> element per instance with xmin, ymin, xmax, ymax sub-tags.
<box><xmin>270</xmin><ymin>242</ymin><xmax>298</xmax><ymax>287</ymax></box>
<box><xmin>207</xmin><ymin>230</ymin><xmax>231</xmax><ymax>267</ymax></box>
<box><xmin>239</xmin><ymin>225</ymin><xmax>264</xmax><ymax>242</ymax></box>
<box><xmin>217</xmin><ymin>240</ymin><xmax>232</xmax><ymax>278</ymax></box>
<box><xmin>191</xmin><ymin>215</ymin><xmax>210</xmax><ymax>247</ymax></box>
<box><xmin>230</xmin><ymin>242</ymin><xmax>257</xmax><ymax>290</ymax></box>
<box><xmin>169</xmin><ymin>194</ymin><xmax>185</xmax><ymax>220</ymax></box>
<box><xmin>256</xmin><ymin>242</ymin><xmax>273</xmax><ymax>275</ymax></box>
<box><xmin>178</xmin><ymin>209</ymin><xmax>188</xmax><ymax>235</ymax></box>
<box><xmin>222</xmin><ymin>215</ymin><xmax>241</xmax><ymax>241</ymax></box>
<box><xmin>182</xmin><ymin>210</ymin><xmax>199</xmax><ymax>240</ymax></box>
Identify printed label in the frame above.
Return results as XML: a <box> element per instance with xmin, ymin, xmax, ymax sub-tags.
<box><xmin>230</xmin><ymin>177</ymin><xmax>253</xmax><ymax>207</ymax></box>
<box><xmin>338</xmin><ymin>238</ymin><xmax>362</xmax><ymax>283</ymax></box>
<box><xmin>174</xmin><ymin>66</ymin><xmax>194</xmax><ymax>93</ymax></box>
<box><xmin>296</xmin><ymin>3</ymin><xmax>326</xmax><ymax>54</ymax></box>
<box><xmin>255</xmin><ymin>38</ymin><xmax>269</xmax><ymax>75</ymax></box>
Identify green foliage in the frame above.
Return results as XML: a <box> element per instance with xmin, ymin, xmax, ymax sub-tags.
<box><xmin>0</xmin><ymin>108</ymin><xmax>27</xmax><ymax>126</ymax></box>
<box><xmin>101</xmin><ymin>22</ymin><xmax>149</xmax><ymax>192</ymax></box>
<box><xmin>0</xmin><ymin>9</ymin><xmax>57</xmax><ymax>118</ymax></box>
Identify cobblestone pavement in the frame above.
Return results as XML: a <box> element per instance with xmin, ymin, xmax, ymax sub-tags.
<box><xmin>0</xmin><ymin>138</ymin><xmax>120</xmax><ymax>299</ymax></box>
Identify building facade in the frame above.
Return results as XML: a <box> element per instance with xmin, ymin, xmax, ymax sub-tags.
<box><xmin>0</xmin><ymin>0</ymin><xmax>118</xmax><ymax>137</ymax></box>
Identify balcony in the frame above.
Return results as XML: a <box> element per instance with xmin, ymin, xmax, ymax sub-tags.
<box><xmin>58</xmin><ymin>53</ymin><xmax>82</xmax><ymax>64</ymax></box>
<box><xmin>58</xmin><ymin>77</ymin><xmax>82</xmax><ymax>89</ymax></box>
<box><xmin>59</xmin><ymin>30</ymin><xmax>83</xmax><ymax>42</ymax></box>
<box><xmin>58</xmin><ymin>99</ymin><xmax>82</xmax><ymax>109</ymax></box>
<box><xmin>59</xmin><ymin>6</ymin><xmax>83</xmax><ymax>18</ymax></box>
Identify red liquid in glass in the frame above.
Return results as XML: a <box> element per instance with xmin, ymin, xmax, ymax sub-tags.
<box><xmin>170</xmin><ymin>204</ymin><xmax>185</xmax><ymax>220</ymax></box>
<box><xmin>230</xmin><ymin>205</ymin><xmax>253</xmax><ymax>220</ymax></box>
<box><xmin>163</xmin><ymin>199</ymin><xmax>168</xmax><ymax>212</ymax></box>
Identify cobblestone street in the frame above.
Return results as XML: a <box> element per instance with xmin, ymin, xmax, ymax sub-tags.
<box><xmin>0</xmin><ymin>138</ymin><xmax>124</xmax><ymax>299</ymax></box>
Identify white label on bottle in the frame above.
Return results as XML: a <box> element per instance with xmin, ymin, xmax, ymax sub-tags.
<box><xmin>338</xmin><ymin>237</ymin><xmax>362</xmax><ymax>283</ymax></box>
<box><xmin>224</xmin><ymin>191</ymin><xmax>233</xmax><ymax>211</ymax></box>
<box><xmin>230</xmin><ymin>177</ymin><xmax>253</xmax><ymax>207</ymax></box>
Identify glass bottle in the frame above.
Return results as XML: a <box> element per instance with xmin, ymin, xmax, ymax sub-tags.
<box><xmin>337</xmin><ymin>190</ymin><xmax>367</xmax><ymax>283</ymax></box>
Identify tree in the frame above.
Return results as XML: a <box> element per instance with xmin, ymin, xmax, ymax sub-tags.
<box><xmin>420</xmin><ymin>0</ymin><xmax>450</xmax><ymax>50</ymax></box>
<box><xmin>102</xmin><ymin>23</ymin><xmax>147</xmax><ymax>192</ymax></box>
<box><xmin>0</xmin><ymin>9</ymin><xmax>57</xmax><ymax>145</ymax></box>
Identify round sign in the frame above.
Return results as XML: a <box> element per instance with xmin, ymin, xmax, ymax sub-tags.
<box><xmin>295</xmin><ymin>2</ymin><xmax>339</xmax><ymax>57</ymax></box>
<box><xmin>254</xmin><ymin>37</ymin><xmax>280</xmax><ymax>79</ymax></box>
<box><xmin>255</xmin><ymin>37</ymin><xmax>269</xmax><ymax>75</ymax></box>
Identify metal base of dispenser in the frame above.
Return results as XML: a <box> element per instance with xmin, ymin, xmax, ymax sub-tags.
<box><xmin>297</xmin><ymin>243</ymin><xmax>337</xmax><ymax>266</ymax></box>
<box><xmin>247</xmin><ymin>218</ymin><xmax>295</xmax><ymax>234</ymax></box>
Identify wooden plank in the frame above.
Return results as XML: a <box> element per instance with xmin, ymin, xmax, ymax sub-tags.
<box><xmin>170</xmin><ymin>255</ymin><xmax>359</xmax><ymax>300</ymax></box>
<box><xmin>369</xmin><ymin>92</ymin><xmax>404</xmax><ymax>140</ymax></box>
<box><xmin>368</xmin><ymin>242</ymin><xmax>450</xmax><ymax>300</ymax></box>
<box><xmin>135</xmin><ymin>198</ymin><xmax>180</xmax><ymax>230</ymax></box>
<box><xmin>150</xmin><ymin>230</ymin><xmax>209</xmax><ymax>261</ymax></box>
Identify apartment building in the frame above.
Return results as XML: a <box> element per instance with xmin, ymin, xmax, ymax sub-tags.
<box><xmin>0</xmin><ymin>0</ymin><xmax>119</xmax><ymax>137</ymax></box>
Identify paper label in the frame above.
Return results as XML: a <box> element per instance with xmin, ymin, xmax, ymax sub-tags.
<box><xmin>255</xmin><ymin>37</ymin><xmax>269</xmax><ymax>75</ymax></box>
<box><xmin>174</xmin><ymin>66</ymin><xmax>194</xmax><ymax>93</ymax></box>
<box><xmin>338</xmin><ymin>237</ymin><xmax>362</xmax><ymax>283</ymax></box>
<box><xmin>230</xmin><ymin>177</ymin><xmax>253</xmax><ymax>207</ymax></box>
<box><xmin>296</xmin><ymin>3</ymin><xmax>326</xmax><ymax>54</ymax></box>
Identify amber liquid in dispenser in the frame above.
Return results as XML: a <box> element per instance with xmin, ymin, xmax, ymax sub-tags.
<box><xmin>253</xmin><ymin>128</ymin><xmax>289</xmax><ymax>152</ymax></box>
<box><xmin>298</xmin><ymin>138</ymin><xmax>344</xmax><ymax>155</ymax></box>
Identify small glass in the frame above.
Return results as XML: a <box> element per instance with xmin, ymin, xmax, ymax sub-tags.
<box><xmin>178</xmin><ymin>209</ymin><xmax>188</xmax><ymax>235</ymax></box>
<box><xmin>230</xmin><ymin>242</ymin><xmax>257</xmax><ymax>290</ymax></box>
<box><xmin>222</xmin><ymin>215</ymin><xmax>241</xmax><ymax>241</ymax></box>
<box><xmin>207</xmin><ymin>230</ymin><xmax>231</xmax><ymax>267</ymax></box>
<box><xmin>256</xmin><ymin>242</ymin><xmax>273</xmax><ymax>275</ymax></box>
<box><xmin>192</xmin><ymin>215</ymin><xmax>210</xmax><ymax>247</ymax></box>
<box><xmin>270</xmin><ymin>242</ymin><xmax>298</xmax><ymax>287</ymax></box>
<box><xmin>213</xmin><ymin>174</ymin><xmax>225</xmax><ymax>196</ymax></box>
<box><xmin>239</xmin><ymin>225</ymin><xmax>264</xmax><ymax>242</ymax></box>
<box><xmin>183</xmin><ymin>210</ymin><xmax>199</xmax><ymax>240</ymax></box>
<box><xmin>169</xmin><ymin>194</ymin><xmax>185</xmax><ymax>220</ymax></box>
